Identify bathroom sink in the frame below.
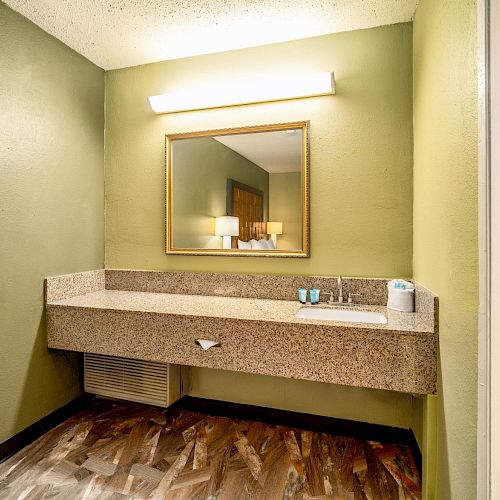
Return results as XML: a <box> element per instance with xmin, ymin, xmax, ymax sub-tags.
<box><xmin>296</xmin><ymin>307</ymin><xmax>387</xmax><ymax>324</ymax></box>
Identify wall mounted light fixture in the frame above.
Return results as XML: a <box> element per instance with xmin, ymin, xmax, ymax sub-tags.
<box><xmin>148</xmin><ymin>71</ymin><xmax>335</xmax><ymax>114</ymax></box>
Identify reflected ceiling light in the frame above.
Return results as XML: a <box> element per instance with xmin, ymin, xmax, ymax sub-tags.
<box><xmin>148</xmin><ymin>71</ymin><xmax>335</xmax><ymax>114</ymax></box>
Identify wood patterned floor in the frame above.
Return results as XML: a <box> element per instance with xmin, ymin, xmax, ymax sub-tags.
<box><xmin>0</xmin><ymin>401</ymin><xmax>421</xmax><ymax>499</ymax></box>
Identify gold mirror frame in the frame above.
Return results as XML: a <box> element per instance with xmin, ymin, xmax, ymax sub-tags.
<box><xmin>165</xmin><ymin>121</ymin><xmax>310</xmax><ymax>257</ymax></box>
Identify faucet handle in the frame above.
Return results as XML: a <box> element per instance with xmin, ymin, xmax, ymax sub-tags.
<box><xmin>321</xmin><ymin>291</ymin><xmax>334</xmax><ymax>302</ymax></box>
<box><xmin>348</xmin><ymin>293</ymin><xmax>361</xmax><ymax>304</ymax></box>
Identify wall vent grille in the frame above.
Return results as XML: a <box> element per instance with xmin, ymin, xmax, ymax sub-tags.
<box><xmin>84</xmin><ymin>353</ymin><xmax>181</xmax><ymax>407</ymax></box>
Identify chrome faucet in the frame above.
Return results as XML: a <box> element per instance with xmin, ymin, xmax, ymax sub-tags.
<box><xmin>322</xmin><ymin>278</ymin><xmax>362</xmax><ymax>306</ymax></box>
<box><xmin>337</xmin><ymin>276</ymin><xmax>343</xmax><ymax>303</ymax></box>
<box><xmin>320</xmin><ymin>276</ymin><xmax>355</xmax><ymax>306</ymax></box>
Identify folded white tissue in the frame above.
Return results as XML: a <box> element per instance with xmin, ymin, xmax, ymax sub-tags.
<box><xmin>195</xmin><ymin>339</ymin><xmax>221</xmax><ymax>350</ymax></box>
<box><xmin>387</xmin><ymin>279</ymin><xmax>415</xmax><ymax>312</ymax></box>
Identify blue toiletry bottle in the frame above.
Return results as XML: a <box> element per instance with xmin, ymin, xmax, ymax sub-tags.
<box><xmin>298</xmin><ymin>288</ymin><xmax>307</xmax><ymax>304</ymax></box>
<box><xmin>310</xmin><ymin>289</ymin><xmax>320</xmax><ymax>305</ymax></box>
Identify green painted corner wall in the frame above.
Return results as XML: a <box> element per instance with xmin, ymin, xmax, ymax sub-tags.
<box><xmin>413</xmin><ymin>0</ymin><xmax>478</xmax><ymax>498</ymax></box>
<box><xmin>0</xmin><ymin>2</ymin><xmax>105</xmax><ymax>443</ymax></box>
<box><xmin>104</xmin><ymin>24</ymin><xmax>416</xmax><ymax>432</ymax></box>
<box><xmin>105</xmin><ymin>23</ymin><xmax>414</xmax><ymax>278</ymax></box>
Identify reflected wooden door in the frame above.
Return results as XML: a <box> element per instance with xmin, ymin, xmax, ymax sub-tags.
<box><xmin>227</xmin><ymin>179</ymin><xmax>265</xmax><ymax>247</ymax></box>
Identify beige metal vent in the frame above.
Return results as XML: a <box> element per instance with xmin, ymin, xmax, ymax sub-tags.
<box><xmin>84</xmin><ymin>353</ymin><xmax>182</xmax><ymax>407</ymax></box>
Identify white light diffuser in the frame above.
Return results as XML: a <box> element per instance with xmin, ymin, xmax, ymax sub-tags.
<box><xmin>149</xmin><ymin>72</ymin><xmax>335</xmax><ymax>114</ymax></box>
<box><xmin>215</xmin><ymin>216</ymin><xmax>239</xmax><ymax>249</ymax></box>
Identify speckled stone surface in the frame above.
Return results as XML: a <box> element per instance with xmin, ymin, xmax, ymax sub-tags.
<box><xmin>47</xmin><ymin>301</ymin><xmax>436</xmax><ymax>394</ymax></box>
<box><xmin>48</xmin><ymin>290</ymin><xmax>434</xmax><ymax>335</ymax></box>
<box><xmin>414</xmin><ymin>281</ymin><xmax>439</xmax><ymax>331</ymax></box>
<box><xmin>45</xmin><ymin>270</ymin><xmax>105</xmax><ymax>302</ymax></box>
<box><xmin>104</xmin><ymin>270</ymin><xmax>390</xmax><ymax>306</ymax></box>
<box><xmin>46</xmin><ymin>281</ymin><xmax>438</xmax><ymax>394</ymax></box>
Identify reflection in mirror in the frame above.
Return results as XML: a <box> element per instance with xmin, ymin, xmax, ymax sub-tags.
<box><xmin>166</xmin><ymin>122</ymin><xmax>309</xmax><ymax>257</ymax></box>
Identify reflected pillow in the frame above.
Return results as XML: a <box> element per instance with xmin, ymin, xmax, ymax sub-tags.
<box><xmin>265</xmin><ymin>239</ymin><xmax>276</xmax><ymax>250</ymax></box>
<box><xmin>250</xmin><ymin>239</ymin><xmax>268</xmax><ymax>250</ymax></box>
<box><xmin>238</xmin><ymin>240</ymin><xmax>252</xmax><ymax>250</ymax></box>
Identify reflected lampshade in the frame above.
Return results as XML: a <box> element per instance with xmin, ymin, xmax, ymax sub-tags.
<box><xmin>266</xmin><ymin>222</ymin><xmax>283</xmax><ymax>235</ymax></box>
<box><xmin>215</xmin><ymin>216</ymin><xmax>239</xmax><ymax>250</ymax></box>
<box><xmin>215</xmin><ymin>216</ymin><xmax>239</xmax><ymax>237</ymax></box>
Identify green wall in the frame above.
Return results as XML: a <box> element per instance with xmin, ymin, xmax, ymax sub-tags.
<box><xmin>0</xmin><ymin>3</ymin><xmax>105</xmax><ymax>443</ymax></box>
<box><xmin>105</xmin><ymin>24</ymin><xmax>416</xmax><ymax>430</ymax></box>
<box><xmin>189</xmin><ymin>368</ymin><xmax>419</xmax><ymax>430</ymax></box>
<box><xmin>105</xmin><ymin>23</ymin><xmax>413</xmax><ymax>278</ymax></box>
<box><xmin>172</xmin><ymin>137</ymin><xmax>269</xmax><ymax>248</ymax></box>
<box><xmin>269</xmin><ymin>172</ymin><xmax>302</xmax><ymax>250</ymax></box>
<box><xmin>413</xmin><ymin>0</ymin><xmax>478</xmax><ymax>498</ymax></box>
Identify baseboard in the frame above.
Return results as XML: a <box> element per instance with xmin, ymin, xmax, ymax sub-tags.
<box><xmin>0</xmin><ymin>394</ymin><xmax>93</xmax><ymax>464</ymax></box>
<box><xmin>173</xmin><ymin>395</ymin><xmax>422</xmax><ymax>474</ymax></box>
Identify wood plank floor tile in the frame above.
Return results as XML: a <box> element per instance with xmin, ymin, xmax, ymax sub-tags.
<box><xmin>0</xmin><ymin>400</ymin><xmax>421</xmax><ymax>500</ymax></box>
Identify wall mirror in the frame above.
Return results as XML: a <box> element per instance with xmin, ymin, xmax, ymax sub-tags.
<box><xmin>166</xmin><ymin>121</ymin><xmax>309</xmax><ymax>257</ymax></box>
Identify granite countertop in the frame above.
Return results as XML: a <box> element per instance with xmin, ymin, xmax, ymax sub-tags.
<box><xmin>46</xmin><ymin>270</ymin><xmax>438</xmax><ymax>393</ymax></box>
<box><xmin>48</xmin><ymin>289</ymin><xmax>435</xmax><ymax>336</ymax></box>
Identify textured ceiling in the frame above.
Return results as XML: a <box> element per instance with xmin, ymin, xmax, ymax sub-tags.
<box><xmin>4</xmin><ymin>0</ymin><xmax>419</xmax><ymax>70</ymax></box>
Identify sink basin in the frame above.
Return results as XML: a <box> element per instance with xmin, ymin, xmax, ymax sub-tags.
<box><xmin>296</xmin><ymin>307</ymin><xmax>387</xmax><ymax>324</ymax></box>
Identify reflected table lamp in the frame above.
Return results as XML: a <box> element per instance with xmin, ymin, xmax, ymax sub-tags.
<box><xmin>266</xmin><ymin>221</ymin><xmax>283</xmax><ymax>248</ymax></box>
<box><xmin>215</xmin><ymin>216</ymin><xmax>239</xmax><ymax>249</ymax></box>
